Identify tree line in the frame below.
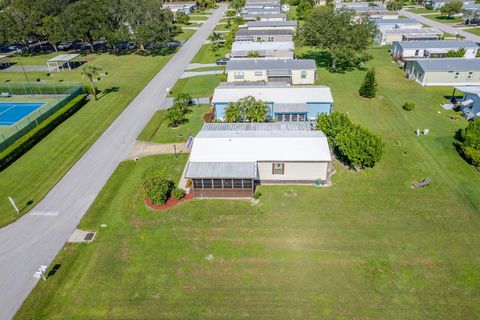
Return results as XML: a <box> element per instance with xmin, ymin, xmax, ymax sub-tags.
<box><xmin>0</xmin><ymin>0</ymin><xmax>191</xmax><ymax>52</ymax></box>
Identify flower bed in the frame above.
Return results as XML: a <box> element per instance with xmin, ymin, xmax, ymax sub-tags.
<box><xmin>144</xmin><ymin>193</ymin><xmax>193</xmax><ymax>211</ymax></box>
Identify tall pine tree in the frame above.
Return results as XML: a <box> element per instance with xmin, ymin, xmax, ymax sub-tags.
<box><xmin>359</xmin><ymin>68</ymin><xmax>377</xmax><ymax>98</ymax></box>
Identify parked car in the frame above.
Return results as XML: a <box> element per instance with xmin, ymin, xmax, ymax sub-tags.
<box><xmin>58</xmin><ymin>42</ymin><xmax>73</xmax><ymax>50</ymax></box>
<box><xmin>115</xmin><ymin>41</ymin><xmax>135</xmax><ymax>51</ymax></box>
<box><xmin>215</xmin><ymin>57</ymin><xmax>230</xmax><ymax>65</ymax></box>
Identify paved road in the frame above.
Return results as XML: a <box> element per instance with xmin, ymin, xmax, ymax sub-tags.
<box><xmin>0</xmin><ymin>5</ymin><xmax>226</xmax><ymax>320</ymax></box>
<box><xmin>400</xmin><ymin>9</ymin><xmax>480</xmax><ymax>42</ymax></box>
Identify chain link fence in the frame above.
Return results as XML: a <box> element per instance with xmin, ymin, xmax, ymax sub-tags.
<box><xmin>0</xmin><ymin>82</ymin><xmax>84</xmax><ymax>152</ymax></box>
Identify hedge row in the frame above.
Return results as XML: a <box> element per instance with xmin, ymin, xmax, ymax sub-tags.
<box><xmin>0</xmin><ymin>94</ymin><xmax>87</xmax><ymax>172</ymax></box>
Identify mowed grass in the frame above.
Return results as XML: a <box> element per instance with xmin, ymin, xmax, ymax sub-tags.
<box><xmin>466</xmin><ymin>27</ymin><xmax>480</xmax><ymax>36</ymax></box>
<box><xmin>407</xmin><ymin>7</ymin><xmax>439</xmax><ymax>14</ymax></box>
<box><xmin>15</xmin><ymin>46</ymin><xmax>480</xmax><ymax>319</ymax></box>
<box><xmin>169</xmin><ymin>74</ymin><xmax>222</xmax><ymax>98</ymax></box>
<box><xmin>191</xmin><ymin>43</ymin><xmax>230</xmax><ymax>63</ymax></box>
<box><xmin>0</xmin><ymin>51</ymin><xmax>174</xmax><ymax>227</ymax></box>
<box><xmin>138</xmin><ymin>104</ymin><xmax>209</xmax><ymax>143</ymax></box>
<box><xmin>175</xmin><ymin>28</ymin><xmax>197</xmax><ymax>41</ymax></box>
<box><xmin>422</xmin><ymin>13</ymin><xmax>463</xmax><ymax>23</ymax></box>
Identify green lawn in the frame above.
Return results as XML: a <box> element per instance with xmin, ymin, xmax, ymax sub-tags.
<box><xmin>169</xmin><ymin>74</ymin><xmax>222</xmax><ymax>98</ymax></box>
<box><xmin>465</xmin><ymin>27</ymin><xmax>480</xmax><ymax>36</ymax></box>
<box><xmin>407</xmin><ymin>7</ymin><xmax>438</xmax><ymax>14</ymax></box>
<box><xmin>422</xmin><ymin>13</ymin><xmax>463</xmax><ymax>24</ymax></box>
<box><xmin>0</xmin><ymin>52</ymin><xmax>175</xmax><ymax>227</ymax></box>
<box><xmin>214</xmin><ymin>23</ymin><xmax>229</xmax><ymax>31</ymax></box>
<box><xmin>189</xmin><ymin>15</ymin><xmax>209</xmax><ymax>20</ymax></box>
<box><xmin>137</xmin><ymin>104</ymin><xmax>209</xmax><ymax>143</ymax></box>
<box><xmin>191</xmin><ymin>44</ymin><xmax>230</xmax><ymax>64</ymax></box>
<box><xmin>15</xmin><ymin>46</ymin><xmax>480</xmax><ymax>319</ymax></box>
<box><xmin>175</xmin><ymin>29</ymin><xmax>196</xmax><ymax>42</ymax></box>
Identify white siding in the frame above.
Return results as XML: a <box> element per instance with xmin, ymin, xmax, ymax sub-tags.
<box><xmin>257</xmin><ymin>161</ymin><xmax>329</xmax><ymax>182</ymax></box>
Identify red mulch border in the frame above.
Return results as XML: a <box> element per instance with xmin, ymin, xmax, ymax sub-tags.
<box><xmin>144</xmin><ymin>193</ymin><xmax>193</xmax><ymax>211</ymax></box>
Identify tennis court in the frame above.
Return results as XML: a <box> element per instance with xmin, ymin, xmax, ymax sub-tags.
<box><xmin>0</xmin><ymin>102</ymin><xmax>45</xmax><ymax>126</ymax></box>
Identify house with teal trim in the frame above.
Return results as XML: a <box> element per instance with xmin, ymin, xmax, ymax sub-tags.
<box><xmin>211</xmin><ymin>83</ymin><xmax>333</xmax><ymax>122</ymax></box>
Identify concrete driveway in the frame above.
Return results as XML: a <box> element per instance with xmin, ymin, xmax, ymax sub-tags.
<box><xmin>0</xmin><ymin>4</ymin><xmax>226</xmax><ymax>320</ymax></box>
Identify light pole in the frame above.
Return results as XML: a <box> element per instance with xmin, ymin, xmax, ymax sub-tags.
<box><xmin>17</xmin><ymin>54</ymin><xmax>34</xmax><ymax>95</ymax></box>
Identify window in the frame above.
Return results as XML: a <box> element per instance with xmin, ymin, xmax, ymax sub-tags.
<box><xmin>256</xmin><ymin>37</ymin><xmax>262</xmax><ymax>41</ymax></box>
<box><xmin>298</xmin><ymin>114</ymin><xmax>306</xmax><ymax>122</ymax></box>
<box><xmin>300</xmin><ymin>71</ymin><xmax>307</xmax><ymax>79</ymax></box>
<box><xmin>233</xmin><ymin>179</ymin><xmax>243</xmax><ymax>188</ymax></box>
<box><xmin>203</xmin><ymin>179</ymin><xmax>212</xmax><ymax>189</ymax></box>
<box><xmin>193</xmin><ymin>179</ymin><xmax>203</xmax><ymax>189</ymax></box>
<box><xmin>234</xmin><ymin>72</ymin><xmax>244</xmax><ymax>80</ymax></box>
<box><xmin>213</xmin><ymin>179</ymin><xmax>223</xmax><ymax>189</ymax></box>
<box><xmin>243</xmin><ymin>179</ymin><xmax>253</xmax><ymax>188</ymax></box>
<box><xmin>267</xmin><ymin>37</ymin><xmax>274</xmax><ymax>42</ymax></box>
<box><xmin>291</xmin><ymin>114</ymin><xmax>298</xmax><ymax>122</ymax></box>
<box><xmin>272</xmin><ymin>162</ymin><xmax>285</xmax><ymax>175</ymax></box>
<box><xmin>415</xmin><ymin>50</ymin><xmax>419</xmax><ymax>56</ymax></box>
<box><xmin>454</xmin><ymin>72</ymin><xmax>459</xmax><ymax>79</ymax></box>
<box><xmin>468</xmin><ymin>71</ymin><xmax>473</xmax><ymax>79</ymax></box>
<box><xmin>223</xmin><ymin>179</ymin><xmax>233</xmax><ymax>188</ymax></box>
<box><xmin>254</xmin><ymin>71</ymin><xmax>263</xmax><ymax>76</ymax></box>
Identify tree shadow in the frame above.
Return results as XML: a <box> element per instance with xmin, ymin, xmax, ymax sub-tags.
<box><xmin>296</xmin><ymin>49</ymin><xmax>368</xmax><ymax>73</ymax></box>
<box><xmin>98</xmin><ymin>86</ymin><xmax>120</xmax><ymax>100</ymax></box>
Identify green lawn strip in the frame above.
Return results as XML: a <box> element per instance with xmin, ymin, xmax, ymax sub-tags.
<box><xmin>443</xmin><ymin>32</ymin><xmax>456</xmax><ymax>38</ymax></box>
<box><xmin>422</xmin><ymin>13</ymin><xmax>463</xmax><ymax>24</ymax></box>
<box><xmin>169</xmin><ymin>74</ymin><xmax>221</xmax><ymax>98</ymax></box>
<box><xmin>175</xmin><ymin>29</ymin><xmax>196</xmax><ymax>42</ymax></box>
<box><xmin>178</xmin><ymin>22</ymin><xmax>202</xmax><ymax>28</ymax></box>
<box><xmin>465</xmin><ymin>27</ymin><xmax>480</xmax><ymax>36</ymax></box>
<box><xmin>138</xmin><ymin>104</ymin><xmax>209</xmax><ymax>143</ymax></box>
<box><xmin>0</xmin><ymin>52</ymin><xmax>174</xmax><ymax>227</ymax></box>
<box><xmin>189</xmin><ymin>15</ymin><xmax>209</xmax><ymax>20</ymax></box>
<box><xmin>407</xmin><ymin>8</ymin><xmax>439</xmax><ymax>14</ymax></box>
<box><xmin>191</xmin><ymin>44</ymin><xmax>230</xmax><ymax>63</ymax></box>
<box><xmin>214</xmin><ymin>24</ymin><xmax>229</xmax><ymax>31</ymax></box>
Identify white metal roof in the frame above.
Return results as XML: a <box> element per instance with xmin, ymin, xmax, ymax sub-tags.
<box><xmin>185</xmin><ymin>161</ymin><xmax>258</xmax><ymax>178</ymax></box>
<box><xmin>232</xmin><ymin>41</ymin><xmax>294</xmax><ymax>51</ymax></box>
<box><xmin>455</xmin><ymin>86</ymin><xmax>480</xmax><ymax>96</ymax></box>
<box><xmin>0</xmin><ymin>55</ymin><xmax>8</xmax><ymax>59</ymax></box>
<box><xmin>188</xmin><ymin>123</ymin><xmax>332</xmax><ymax>164</ymax></box>
<box><xmin>212</xmin><ymin>85</ymin><xmax>334</xmax><ymax>104</ymax></box>
<box><xmin>47</xmin><ymin>54</ymin><xmax>80</xmax><ymax>62</ymax></box>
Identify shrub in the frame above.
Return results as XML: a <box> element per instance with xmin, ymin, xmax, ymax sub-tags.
<box><xmin>457</xmin><ymin>118</ymin><xmax>480</xmax><ymax>167</ymax></box>
<box><xmin>336</xmin><ymin>125</ymin><xmax>385</xmax><ymax>169</ymax></box>
<box><xmin>359</xmin><ymin>68</ymin><xmax>377</xmax><ymax>98</ymax></box>
<box><xmin>253</xmin><ymin>191</ymin><xmax>262</xmax><ymax>199</ymax></box>
<box><xmin>0</xmin><ymin>95</ymin><xmax>87</xmax><ymax>172</ymax></box>
<box><xmin>316</xmin><ymin>112</ymin><xmax>385</xmax><ymax>169</ymax></box>
<box><xmin>172</xmin><ymin>187</ymin><xmax>186</xmax><ymax>200</ymax></box>
<box><xmin>143</xmin><ymin>177</ymin><xmax>174</xmax><ymax>205</ymax></box>
<box><xmin>165</xmin><ymin>106</ymin><xmax>188</xmax><ymax>127</ymax></box>
<box><xmin>403</xmin><ymin>101</ymin><xmax>415</xmax><ymax>111</ymax></box>
<box><xmin>219</xmin><ymin>73</ymin><xmax>227</xmax><ymax>82</ymax></box>
<box><xmin>36</xmin><ymin>78</ymin><xmax>41</xmax><ymax>82</ymax></box>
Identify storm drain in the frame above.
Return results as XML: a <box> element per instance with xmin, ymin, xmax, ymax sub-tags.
<box><xmin>68</xmin><ymin>229</ymin><xmax>97</xmax><ymax>243</ymax></box>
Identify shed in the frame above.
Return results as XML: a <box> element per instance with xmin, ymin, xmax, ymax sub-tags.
<box><xmin>46</xmin><ymin>54</ymin><xmax>80</xmax><ymax>72</ymax></box>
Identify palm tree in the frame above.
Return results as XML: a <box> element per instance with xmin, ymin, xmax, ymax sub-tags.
<box><xmin>208</xmin><ymin>32</ymin><xmax>223</xmax><ymax>48</ymax></box>
<box><xmin>81</xmin><ymin>65</ymin><xmax>102</xmax><ymax>100</ymax></box>
<box><xmin>165</xmin><ymin>106</ymin><xmax>187</xmax><ymax>127</ymax></box>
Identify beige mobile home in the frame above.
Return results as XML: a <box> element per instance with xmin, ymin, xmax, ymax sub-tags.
<box><xmin>404</xmin><ymin>58</ymin><xmax>480</xmax><ymax>86</ymax></box>
<box><xmin>184</xmin><ymin>123</ymin><xmax>332</xmax><ymax>197</ymax></box>
<box><xmin>245</xmin><ymin>20</ymin><xmax>297</xmax><ymax>31</ymax></box>
<box><xmin>231</xmin><ymin>41</ymin><xmax>294</xmax><ymax>59</ymax></box>
<box><xmin>235</xmin><ymin>29</ymin><xmax>294</xmax><ymax>42</ymax></box>
<box><xmin>375</xmin><ymin>28</ymin><xmax>443</xmax><ymax>45</ymax></box>
<box><xmin>226</xmin><ymin>59</ymin><xmax>316</xmax><ymax>84</ymax></box>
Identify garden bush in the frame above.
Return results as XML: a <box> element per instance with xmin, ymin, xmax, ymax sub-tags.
<box><xmin>316</xmin><ymin>112</ymin><xmax>385</xmax><ymax>169</ymax></box>
<box><xmin>143</xmin><ymin>177</ymin><xmax>174</xmax><ymax>205</ymax></box>
<box><xmin>403</xmin><ymin>101</ymin><xmax>415</xmax><ymax>111</ymax></box>
<box><xmin>172</xmin><ymin>187</ymin><xmax>186</xmax><ymax>200</ymax></box>
<box><xmin>457</xmin><ymin>118</ymin><xmax>480</xmax><ymax>168</ymax></box>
